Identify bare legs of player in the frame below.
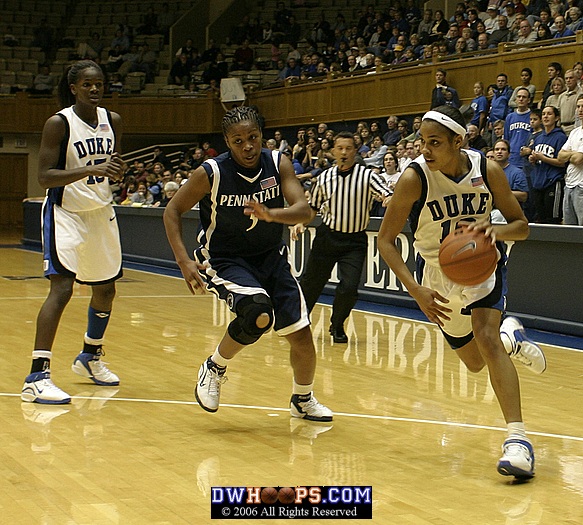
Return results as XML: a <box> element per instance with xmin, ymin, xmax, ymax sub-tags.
<box><xmin>455</xmin><ymin>308</ymin><xmax>523</xmax><ymax>423</ymax></box>
<box><xmin>216</xmin><ymin>315</ymin><xmax>316</xmax><ymax>386</ymax></box>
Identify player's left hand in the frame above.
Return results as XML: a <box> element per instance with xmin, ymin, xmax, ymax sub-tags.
<box><xmin>244</xmin><ymin>199</ymin><xmax>273</xmax><ymax>223</ymax></box>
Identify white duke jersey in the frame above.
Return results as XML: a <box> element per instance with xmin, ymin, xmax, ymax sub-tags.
<box><xmin>47</xmin><ymin>106</ymin><xmax>116</xmax><ymax>212</ymax></box>
<box><xmin>409</xmin><ymin>149</ymin><xmax>493</xmax><ymax>267</ymax></box>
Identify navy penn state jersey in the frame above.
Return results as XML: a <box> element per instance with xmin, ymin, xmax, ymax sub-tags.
<box><xmin>198</xmin><ymin>149</ymin><xmax>285</xmax><ymax>257</ymax></box>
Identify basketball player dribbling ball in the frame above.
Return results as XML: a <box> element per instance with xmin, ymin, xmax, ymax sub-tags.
<box><xmin>163</xmin><ymin>106</ymin><xmax>332</xmax><ymax>422</ymax></box>
<box><xmin>21</xmin><ymin>60</ymin><xmax>126</xmax><ymax>404</ymax></box>
<box><xmin>377</xmin><ymin>105</ymin><xmax>546</xmax><ymax>478</ymax></box>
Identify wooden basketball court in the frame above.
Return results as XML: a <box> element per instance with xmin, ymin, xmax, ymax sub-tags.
<box><xmin>1</xmin><ymin>245</ymin><xmax>582</xmax><ymax>524</ymax></box>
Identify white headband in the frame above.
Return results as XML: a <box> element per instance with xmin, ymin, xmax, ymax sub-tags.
<box><xmin>422</xmin><ymin>110</ymin><xmax>467</xmax><ymax>138</ymax></box>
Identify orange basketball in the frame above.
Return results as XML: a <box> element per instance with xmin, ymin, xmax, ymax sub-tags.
<box><xmin>261</xmin><ymin>487</ymin><xmax>279</xmax><ymax>504</ymax></box>
<box><xmin>278</xmin><ymin>486</ymin><xmax>296</xmax><ymax>504</ymax></box>
<box><xmin>438</xmin><ymin>226</ymin><xmax>498</xmax><ymax>285</ymax></box>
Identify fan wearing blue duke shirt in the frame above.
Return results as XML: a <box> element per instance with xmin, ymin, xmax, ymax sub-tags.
<box><xmin>164</xmin><ymin>106</ymin><xmax>332</xmax><ymax>422</ymax></box>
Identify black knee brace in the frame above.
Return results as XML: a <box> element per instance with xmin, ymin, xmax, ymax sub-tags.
<box><xmin>228</xmin><ymin>294</ymin><xmax>274</xmax><ymax>345</ymax></box>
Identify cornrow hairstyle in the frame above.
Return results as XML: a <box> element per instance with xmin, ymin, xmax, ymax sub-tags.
<box><xmin>222</xmin><ymin>106</ymin><xmax>263</xmax><ymax>135</ymax></box>
<box><xmin>57</xmin><ymin>60</ymin><xmax>103</xmax><ymax>109</ymax></box>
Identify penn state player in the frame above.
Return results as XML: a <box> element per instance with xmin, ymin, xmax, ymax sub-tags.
<box><xmin>21</xmin><ymin>60</ymin><xmax>126</xmax><ymax>404</ymax></box>
<box><xmin>377</xmin><ymin>106</ymin><xmax>545</xmax><ymax>478</ymax></box>
<box><xmin>163</xmin><ymin>106</ymin><xmax>332</xmax><ymax>422</ymax></box>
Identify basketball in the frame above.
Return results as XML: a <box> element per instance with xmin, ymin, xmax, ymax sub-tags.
<box><xmin>261</xmin><ymin>487</ymin><xmax>279</xmax><ymax>504</ymax></box>
<box><xmin>278</xmin><ymin>486</ymin><xmax>296</xmax><ymax>504</ymax></box>
<box><xmin>438</xmin><ymin>225</ymin><xmax>498</xmax><ymax>285</ymax></box>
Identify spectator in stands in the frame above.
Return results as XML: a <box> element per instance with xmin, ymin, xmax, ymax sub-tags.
<box><xmin>492</xmin><ymin>139</ymin><xmax>529</xmax><ymax>218</ymax></box>
<box><xmin>476</xmin><ymin>32</ymin><xmax>490</xmax><ymax>52</ymax></box>
<box><xmin>284</xmin><ymin>15</ymin><xmax>302</xmax><ymax>45</ymax></box>
<box><xmin>107</xmin><ymin>73</ymin><xmax>124</xmax><ymax>93</ymax></box>
<box><xmin>202</xmin><ymin>141</ymin><xmax>218</xmax><ymax>158</ymax></box>
<box><xmin>283</xmin><ymin>57</ymin><xmax>301</xmax><ymax>80</ymax></box>
<box><xmin>364</xmin><ymin>135</ymin><xmax>389</xmax><ymax>168</ymax></box>
<box><xmin>202</xmin><ymin>52</ymin><xmax>228</xmax><ymax>85</ymax></box>
<box><xmin>528</xmin><ymin>105</ymin><xmax>567</xmax><ymax>223</ymax></box>
<box><xmin>486</xmin><ymin>118</ymin><xmax>506</xmax><ymax>148</ymax></box>
<box><xmin>168</xmin><ymin>54</ymin><xmax>192</xmax><ymax>87</ymax></box>
<box><xmin>461</xmin><ymin>27</ymin><xmax>477</xmax><ymax>51</ymax></box>
<box><xmin>111</xmin><ymin>29</ymin><xmax>130</xmax><ymax>53</ymax></box>
<box><xmin>346</xmin><ymin>54</ymin><xmax>362</xmax><ymax>73</ymax></box>
<box><xmin>489</xmin><ymin>15</ymin><xmax>511</xmax><ymax>47</ymax></box>
<box><xmin>545</xmin><ymin>76</ymin><xmax>567</xmax><ymax>109</ymax></box>
<box><xmin>310</xmin><ymin>12</ymin><xmax>331</xmax><ymax>45</ymax></box>
<box><xmin>467</xmin><ymin>124</ymin><xmax>488</xmax><ymax>151</ymax></box>
<box><xmin>130</xmin><ymin>182</ymin><xmax>154</xmax><ymax>205</ymax></box>
<box><xmin>566</xmin><ymin>7</ymin><xmax>583</xmax><ymax>32</ymax></box>
<box><xmin>553</xmin><ymin>15</ymin><xmax>575</xmax><ymax>38</ymax></box>
<box><xmin>78</xmin><ymin>32</ymin><xmax>105</xmax><ymax>60</ymax></box>
<box><xmin>150</xmin><ymin>147</ymin><xmax>173</xmax><ymax>171</ymax></box>
<box><xmin>201</xmin><ymin>39</ymin><xmax>221</xmax><ymax>66</ymax></box>
<box><xmin>155</xmin><ymin>181</ymin><xmax>179</xmax><ymax>208</ymax></box>
<box><xmin>105</xmin><ymin>45</ymin><xmax>124</xmax><ymax>75</ymax></box>
<box><xmin>504</xmin><ymin>88</ymin><xmax>533</xmax><ymax>170</ymax></box>
<box><xmin>428</xmin><ymin>10</ymin><xmax>449</xmax><ymax>42</ymax></box>
<box><xmin>485</xmin><ymin>5</ymin><xmax>500</xmax><ymax>33</ymax></box>
<box><xmin>418</xmin><ymin>9</ymin><xmax>434</xmax><ymax>43</ymax></box>
<box><xmin>30</xmin><ymin>65</ymin><xmax>54</xmax><ymax>95</ymax></box>
<box><xmin>515</xmin><ymin>19</ymin><xmax>537</xmax><ymax>45</ymax></box>
<box><xmin>536</xmin><ymin>24</ymin><xmax>553</xmax><ymax>40</ymax></box>
<box><xmin>175</xmin><ymin>39</ymin><xmax>196</xmax><ymax>59</ymax></box>
<box><xmin>557</xmin><ymin>94</ymin><xmax>583</xmax><ymax>224</ymax></box>
<box><xmin>557</xmin><ymin>69</ymin><xmax>582</xmax><ymax>134</ymax></box>
<box><xmin>231</xmin><ymin>39</ymin><xmax>255</xmax><ymax>72</ymax></box>
<box><xmin>471</xmin><ymin>81</ymin><xmax>489</xmax><ymax>133</ymax></box>
<box><xmin>509</xmin><ymin>67</ymin><xmax>536</xmax><ymax>109</ymax></box>
<box><xmin>32</xmin><ymin>18</ymin><xmax>54</xmax><ymax>58</ymax></box>
<box><xmin>117</xmin><ymin>44</ymin><xmax>141</xmax><ymax>78</ymax></box>
<box><xmin>430</xmin><ymin>68</ymin><xmax>460</xmax><ymax>109</ymax></box>
<box><xmin>489</xmin><ymin>73</ymin><xmax>513</xmax><ymax>126</ymax></box>
<box><xmin>274</xmin><ymin>1</ymin><xmax>292</xmax><ymax>33</ymax></box>
<box><xmin>539</xmin><ymin>62</ymin><xmax>563</xmax><ymax>108</ymax></box>
<box><xmin>383</xmin><ymin>115</ymin><xmax>401</xmax><ymax>146</ymax></box>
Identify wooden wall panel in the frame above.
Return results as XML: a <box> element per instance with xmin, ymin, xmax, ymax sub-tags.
<box><xmin>1</xmin><ymin>40</ymin><xmax>582</xmax><ymax>136</ymax></box>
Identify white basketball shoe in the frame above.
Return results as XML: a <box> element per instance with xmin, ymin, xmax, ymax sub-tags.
<box><xmin>500</xmin><ymin>316</ymin><xmax>547</xmax><ymax>374</ymax></box>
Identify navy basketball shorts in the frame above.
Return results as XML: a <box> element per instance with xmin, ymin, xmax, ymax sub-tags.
<box><xmin>195</xmin><ymin>241</ymin><xmax>310</xmax><ymax>336</ymax></box>
<box><xmin>416</xmin><ymin>247</ymin><xmax>508</xmax><ymax>349</ymax></box>
<box><xmin>42</xmin><ymin>199</ymin><xmax>122</xmax><ymax>284</ymax></box>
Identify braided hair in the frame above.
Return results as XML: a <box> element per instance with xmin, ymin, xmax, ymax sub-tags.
<box><xmin>57</xmin><ymin>60</ymin><xmax>103</xmax><ymax>109</ymax></box>
<box><xmin>222</xmin><ymin>106</ymin><xmax>263</xmax><ymax>136</ymax></box>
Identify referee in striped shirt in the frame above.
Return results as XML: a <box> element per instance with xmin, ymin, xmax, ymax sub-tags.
<box><xmin>293</xmin><ymin>131</ymin><xmax>391</xmax><ymax>343</ymax></box>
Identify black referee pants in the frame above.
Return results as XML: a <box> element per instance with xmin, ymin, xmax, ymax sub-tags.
<box><xmin>300</xmin><ymin>224</ymin><xmax>367</xmax><ymax>329</ymax></box>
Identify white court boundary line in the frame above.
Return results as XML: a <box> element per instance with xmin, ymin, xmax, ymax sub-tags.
<box><xmin>5</xmin><ymin>393</ymin><xmax>583</xmax><ymax>443</ymax></box>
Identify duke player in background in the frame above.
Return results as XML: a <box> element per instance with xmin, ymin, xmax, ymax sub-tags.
<box><xmin>21</xmin><ymin>60</ymin><xmax>126</xmax><ymax>405</ymax></box>
<box><xmin>377</xmin><ymin>105</ymin><xmax>546</xmax><ymax>479</ymax></box>
<box><xmin>163</xmin><ymin>106</ymin><xmax>332</xmax><ymax>422</ymax></box>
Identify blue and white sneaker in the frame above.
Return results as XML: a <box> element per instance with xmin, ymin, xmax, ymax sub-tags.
<box><xmin>497</xmin><ymin>438</ymin><xmax>535</xmax><ymax>478</ymax></box>
<box><xmin>71</xmin><ymin>349</ymin><xmax>120</xmax><ymax>386</ymax></box>
<box><xmin>500</xmin><ymin>316</ymin><xmax>547</xmax><ymax>374</ymax></box>
<box><xmin>21</xmin><ymin>371</ymin><xmax>71</xmax><ymax>404</ymax></box>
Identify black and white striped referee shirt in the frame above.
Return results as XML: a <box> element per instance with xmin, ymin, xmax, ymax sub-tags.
<box><xmin>308</xmin><ymin>164</ymin><xmax>390</xmax><ymax>233</ymax></box>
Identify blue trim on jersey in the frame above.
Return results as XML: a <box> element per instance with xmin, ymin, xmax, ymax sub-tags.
<box><xmin>47</xmin><ymin>113</ymin><xmax>70</xmax><ymax>207</ymax></box>
<box><xmin>42</xmin><ymin>199</ymin><xmax>75</xmax><ymax>279</ymax></box>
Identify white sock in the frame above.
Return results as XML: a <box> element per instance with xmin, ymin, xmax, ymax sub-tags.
<box><xmin>507</xmin><ymin>422</ymin><xmax>528</xmax><ymax>441</ymax></box>
<box><xmin>293</xmin><ymin>380</ymin><xmax>313</xmax><ymax>396</ymax></box>
<box><xmin>211</xmin><ymin>346</ymin><xmax>230</xmax><ymax>368</ymax></box>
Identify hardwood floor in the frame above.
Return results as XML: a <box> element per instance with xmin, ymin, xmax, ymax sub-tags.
<box><xmin>1</xmin><ymin>246</ymin><xmax>582</xmax><ymax>524</ymax></box>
